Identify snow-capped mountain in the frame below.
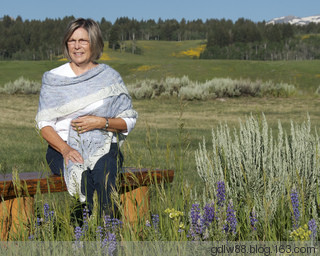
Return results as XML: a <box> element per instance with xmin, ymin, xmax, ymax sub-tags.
<box><xmin>267</xmin><ymin>15</ymin><xmax>320</xmax><ymax>25</ymax></box>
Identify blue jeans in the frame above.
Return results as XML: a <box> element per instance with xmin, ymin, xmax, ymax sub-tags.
<box><xmin>46</xmin><ymin>143</ymin><xmax>123</xmax><ymax>217</ymax></box>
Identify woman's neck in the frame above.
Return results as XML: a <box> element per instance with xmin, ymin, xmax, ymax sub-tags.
<box><xmin>69</xmin><ymin>62</ymin><xmax>98</xmax><ymax>76</ymax></box>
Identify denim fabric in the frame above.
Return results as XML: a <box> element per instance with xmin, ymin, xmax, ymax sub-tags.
<box><xmin>81</xmin><ymin>143</ymin><xmax>123</xmax><ymax>217</ymax></box>
<box><xmin>46</xmin><ymin>145</ymin><xmax>64</xmax><ymax>176</ymax></box>
<box><xmin>45</xmin><ymin>143</ymin><xmax>123</xmax><ymax>217</ymax></box>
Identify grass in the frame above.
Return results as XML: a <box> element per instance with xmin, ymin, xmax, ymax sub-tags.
<box><xmin>1</xmin><ymin>94</ymin><xmax>320</xmax><ymax>180</ymax></box>
<box><xmin>1</xmin><ymin>40</ymin><xmax>320</xmax><ymax>93</ymax></box>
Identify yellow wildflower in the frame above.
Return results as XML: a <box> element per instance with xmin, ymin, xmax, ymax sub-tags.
<box><xmin>173</xmin><ymin>44</ymin><xmax>206</xmax><ymax>58</ymax></box>
<box><xmin>132</xmin><ymin>65</ymin><xmax>159</xmax><ymax>72</ymax></box>
<box><xmin>165</xmin><ymin>208</ymin><xmax>184</xmax><ymax>219</ymax></box>
<box><xmin>290</xmin><ymin>225</ymin><xmax>311</xmax><ymax>241</ymax></box>
<box><xmin>99</xmin><ymin>52</ymin><xmax>112</xmax><ymax>61</ymax></box>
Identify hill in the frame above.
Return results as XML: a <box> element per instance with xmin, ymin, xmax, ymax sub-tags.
<box><xmin>0</xmin><ymin>40</ymin><xmax>320</xmax><ymax>93</ymax></box>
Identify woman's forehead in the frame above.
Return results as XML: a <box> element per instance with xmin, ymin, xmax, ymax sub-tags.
<box><xmin>70</xmin><ymin>27</ymin><xmax>89</xmax><ymax>39</ymax></box>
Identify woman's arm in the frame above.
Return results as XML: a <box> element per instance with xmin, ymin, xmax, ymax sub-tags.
<box><xmin>71</xmin><ymin>116</ymin><xmax>127</xmax><ymax>133</ymax></box>
<box><xmin>40</xmin><ymin>126</ymin><xmax>84</xmax><ymax>164</ymax></box>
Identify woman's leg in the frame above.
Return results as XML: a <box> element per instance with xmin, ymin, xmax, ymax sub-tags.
<box><xmin>81</xmin><ymin>169</ymin><xmax>95</xmax><ymax>214</ymax></box>
<box><xmin>46</xmin><ymin>145</ymin><xmax>64</xmax><ymax>175</ymax></box>
<box><xmin>91</xmin><ymin>143</ymin><xmax>123</xmax><ymax>218</ymax></box>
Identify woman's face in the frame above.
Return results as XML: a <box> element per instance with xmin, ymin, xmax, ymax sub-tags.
<box><xmin>67</xmin><ymin>27</ymin><xmax>92</xmax><ymax>66</ymax></box>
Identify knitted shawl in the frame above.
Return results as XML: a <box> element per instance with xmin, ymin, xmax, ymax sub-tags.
<box><xmin>36</xmin><ymin>64</ymin><xmax>138</xmax><ymax>202</ymax></box>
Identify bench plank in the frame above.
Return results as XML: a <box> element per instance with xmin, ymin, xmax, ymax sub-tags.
<box><xmin>0</xmin><ymin>168</ymin><xmax>174</xmax><ymax>200</ymax></box>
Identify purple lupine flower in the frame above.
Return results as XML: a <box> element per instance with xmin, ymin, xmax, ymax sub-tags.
<box><xmin>74</xmin><ymin>226</ymin><xmax>83</xmax><ymax>241</ymax></box>
<box><xmin>73</xmin><ymin>226</ymin><xmax>84</xmax><ymax>249</ymax></box>
<box><xmin>202</xmin><ymin>203</ymin><xmax>215</xmax><ymax>227</ymax></box>
<box><xmin>44</xmin><ymin>203</ymin><xmax>50</xmax><ymax>222</ymax></box>
<box><xmin>108</xmin><ymin>233</ymin><xmax>117</xmax><ymax>256</ymax></box>
<box><xmin>104</xmin><ymin>215</ymin><xmax>112</xmax><ymax>230</ymax></box>
<box><xmin>111</xmin><ymin>218</ymin><xmax>123</xmax><ymax>232</ymax></box>
<box><xmin>250</xmin><ymin>209</ymin><xmax>258</xmax><ymax>231</ymax></box>
<box><xmin>104</xmin><ymin>215</ymin><xmax>122</xmax><ymax>234</ymax></box>
<box><xmin>217</xmin><ymin>181</ymin><xmax>226</xmax><ymax>208</ymax></box>
<box><xmin>190</xmin><ymin>204</ymin><xmax>201</xmax><ymax>225</ymax></box>
<box><xmin>223</xmin><ymin>200</ymin><xmax>237</xmax><ymax>235</ymax></box>
<box><xmin>82</xmin><ymin>207</ymin><xmax>90</xmax><ymax>232</ymax></box>
<box><xmin>102</xmin><ymin>232</ymin><xmax>117</xmax><ymax>256</ymax></box>
<box><xmin>290</xmin><ymin>189</ymin><xmax>300</xmax><ymax>229</ymax></box>
<box><xmin>36</xmin><ymin>217</ymin><xmax>42</xmax><ymax>226</ymax></box>
<box><xmin>96</xmin><ymin>226</ymin><xmax>104</xmax><ymax>242</ymax></box>
<box><xmin>308</xmin><ymin>219</ymin><xmax>317</xmax><ymax>240</ymax></box>
<box><xmin>43</xmin><ymin>203</ymin><xmax>55</xmax><ymax>224</ymax></box>
<box><xmin>152</xmin><ymin>214</ymin><xmax>160</xmax><ymax>230</ymax></box>
<box><xmin>188</xmin><ymin>204</ymin><xmax>204</xmax><ymax>239</ymax></box>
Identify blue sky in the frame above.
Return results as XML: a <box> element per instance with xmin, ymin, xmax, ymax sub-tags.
<box><xmin>2</xmin><ymin>0</ymin><xmax>320</xmax><ymax>23</ymax></box>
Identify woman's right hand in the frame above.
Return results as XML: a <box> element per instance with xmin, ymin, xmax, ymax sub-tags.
<box><xmin>40</xmin><ymin>126</ymin><xmax>84</xmax><ymax>165</ymax></box>
<box><xmin>61</xmin><ymin>145</ymin><xmax>84</xmax><ymax>165</ymax></box>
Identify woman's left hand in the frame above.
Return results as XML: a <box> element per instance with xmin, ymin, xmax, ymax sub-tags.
<box><xmin>71</xmin><ymin>116</ymin><xmax>105</xmax><ymax>134</ymax></box>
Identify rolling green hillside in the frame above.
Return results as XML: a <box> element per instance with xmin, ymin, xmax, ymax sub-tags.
<box><xmin>0</xmin><ymin>40</ymin><xmax>320</xmax><ymax>93</ymax></box>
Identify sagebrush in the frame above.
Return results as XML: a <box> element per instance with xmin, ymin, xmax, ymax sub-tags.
<box><xmin>0</xmin><ymin>76</ymin><xmax>41</xmax><ymax>94</ymax></box>
<box><xmin>127</xmin><ymin>76</ymin><xmax>296</xmax><ymax>100</ymax></box>
<box><xmin>195</xmin><ymin>114</ymin><xmax>320</xmax><ymax>240</ymax></box>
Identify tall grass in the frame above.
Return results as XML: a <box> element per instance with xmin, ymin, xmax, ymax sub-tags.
<box><xmin>2</xmin><ymin>113</ymin><xmax>319</xmax><ymax>248</ymax></box>
<box><xmin>195</xmin><ymin>114</ymin><xmax>320</xmax><ymax>240</ymax></box>
<box><xmin>1</xmin><ymin>93</ymin><xmax>320</xmax><ymax>255</ymax></box>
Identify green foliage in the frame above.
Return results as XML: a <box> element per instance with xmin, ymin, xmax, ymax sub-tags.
<box><xmin>108</xmin><ymin>25</ymin><xmax>120</xmax><ymax>50</ymax></box>
<box><xmin>0</xmin><ymin>15</ymin><xmax>75</xmax><ymax>60</ymax></box>
<box><xmin>201</xmin><ymin>37</ymin><xmax>320</xmax><ymax>61</ymax></box>
<box><xmin>202</xmin><ymin>21</ymin><xmax>320</xmax><ymax>60</ymax></box>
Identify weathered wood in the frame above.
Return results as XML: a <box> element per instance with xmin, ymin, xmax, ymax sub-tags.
<box><xmin>120</xmin><ymin>186</ymin><xmax>149</xmax><ymax>224</ymax></box>
<box><xmin>0</xmin><ymin>197</ymin><xmax>34</xmax><ymax>240</ymax></box>
<box><xmin>0</xmin><ymin>168</ymin><xmax>174</xmax><ymax>200</ymax></box>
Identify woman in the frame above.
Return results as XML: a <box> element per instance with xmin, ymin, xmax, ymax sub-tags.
<box><xmin>35</xmin><ymin>18</ymin><xmax>137</xmax><ymax>217</ymax></box>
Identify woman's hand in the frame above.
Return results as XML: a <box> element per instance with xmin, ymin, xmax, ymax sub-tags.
<box><xmin>40</xmin><ymin>126</ymin><xmax>84</xmax><ymax>165</ymax></box>
<box><xmin>71</xmin><ymin>116</ymin><xmax>128</xmax><ymax>133</ymax></box>
<box><xmin>61</xmin><ymin>144</ymin><xmax>84</xmax><ymax>165</ymax></box>
<box><xmin>71</xmin><ymin>116</ymin><xmax>105</xmax><ymax>134</ymax></box>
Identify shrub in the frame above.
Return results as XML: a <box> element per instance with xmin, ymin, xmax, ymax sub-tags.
<box><xmin>0</xmin><ymin>76</ymin><xmax>41</xmax><ymax>94</ymax></box>
<box><xmin>127</xmin><ymin>76</ymin><xmax>296</xmax><ymax>100</ymax></box>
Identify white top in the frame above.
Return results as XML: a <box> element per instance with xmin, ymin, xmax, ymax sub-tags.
<box><xmin>37</xmin><ymin>63</ymin><xmax>136</xmax><ymax>142</ymax></box>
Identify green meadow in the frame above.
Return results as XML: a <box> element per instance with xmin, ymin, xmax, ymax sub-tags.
<box><xmin>1</xmin><ymin>40</ymin><xmax>320</xmax><ymax>176</ymax></box>
<box><xmin>1</xmin><ymin>40</ymin><xmax>320</xmax><ymax>92</ymax></box>
<box><xmin>1</xmin><ymin>40</ymin><xmax>320</xmax><ymax>243</ymax></box>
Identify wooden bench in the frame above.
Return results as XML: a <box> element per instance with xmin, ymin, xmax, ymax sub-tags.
<box><xmin>0</xmin><ymin>167</ymin><xmax>174</xmax><ymax>240</ymax></box>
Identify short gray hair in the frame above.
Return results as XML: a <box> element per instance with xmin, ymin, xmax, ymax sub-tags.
<box><xmin>62</xmin><ymin>18</ymin><xmax>104</xmax><ymax>62</ymax></box>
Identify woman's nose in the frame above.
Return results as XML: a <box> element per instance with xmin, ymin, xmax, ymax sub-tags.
<box><xmin>74</xmin><ymin>41</ymin><xmax>81</xmax><ymax>48</ymax></box>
